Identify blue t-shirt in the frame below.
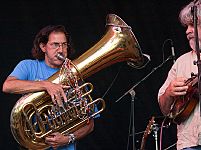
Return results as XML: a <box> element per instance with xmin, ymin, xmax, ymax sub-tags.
<box><xmin>10</xmin><ymin>59</ymin><xmax>75</xmax><ymax>150</ymax></box>
<box><xmin>10</xmin><ymin>59</ymin><xmax>59</xmax><ymax>81</ymax></box>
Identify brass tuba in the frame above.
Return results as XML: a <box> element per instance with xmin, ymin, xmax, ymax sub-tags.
<box><xmin>10</xmin><ymin>14</ymin><xmax>145</xmax><ymax>149</ymax></box>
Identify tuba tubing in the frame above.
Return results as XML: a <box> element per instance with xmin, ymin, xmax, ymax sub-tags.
<box><xmin>10</xmin><ymin>14</ymin><xmax>145</xmax><ymax>149</ymax></box>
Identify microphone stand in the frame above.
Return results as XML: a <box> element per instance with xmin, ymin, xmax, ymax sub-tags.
<box><xmin>152</xmin><ymin>123</ymin><xmax>159</xmax><ymax>150</ymax></box>
<box><xmin>115</xmin><ymin>55</ymin><xmax>173</xmax><ymax>150</ymax></box>
<box><xmin>130</xmin><ymin>90</ymin><xmax>136</xmax><ymax>150</ymax></box>
<box><xmin>192</xmin><ymin>1</ymin><xmax>201</xmax><ymax>116</ymax></box>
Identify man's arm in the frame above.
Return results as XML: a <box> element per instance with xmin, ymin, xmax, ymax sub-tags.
<box><xmin>45</xmin><ymin>119</ymin><xmax>94</xmax><ymax>149</ymax></box>
<box><xmin>159</xmin><ymin>77</ymin><xmax>188</xmax><ymax>115</ymax></box>
<box><xmin>159</xmin><ymin>88</ymin><xmax>175</xmax><ymax>115</ymax></box>
<box><xmin>72</xmin><ymin>118</ymin><xmax>94</xmax><ymax>140</ymax></box>
<box><xmin>2</xmin><ymin>76</ymin><xmax>68</xmax><ymax>106</ymax></box>
<box><xmin>3</xmin><ymin>76</ymin><xmax>53</xmax><ymax>94</ymax></box>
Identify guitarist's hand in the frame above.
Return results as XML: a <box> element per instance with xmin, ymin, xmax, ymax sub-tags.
<box><xmin>159</xmin><ymin>77</ymin><xmax>189</xmax><ymax>115</ymax></box>
<box><xmin>166</xmin><ymin>77</ymin><xmax>189</xmax><ymax>97</ymax></box>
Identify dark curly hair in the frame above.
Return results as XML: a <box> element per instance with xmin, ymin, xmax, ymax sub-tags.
<box><xmin>32</xmin><ymin>25</ymin><xmax>73</xmax><ymax>60</ymax></box>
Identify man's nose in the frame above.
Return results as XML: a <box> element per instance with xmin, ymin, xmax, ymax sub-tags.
<box><xmin>186</xmin><ymin>25</ymin><xmax>194</xmax><ymax>34</ymax></box>
<box><xmin>57</xmin><ymin>44</ymin><xmax>63</xmax><ymax>51</ymax></box>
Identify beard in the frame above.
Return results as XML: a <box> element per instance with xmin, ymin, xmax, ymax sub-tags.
<box><xmin>45</xmin><ymin>53</ymin><xmax>64</xmax><ymax>68</ymax></box>
<box><xmin>188</xmin><ymin>38</ymin><xmax>201</xmax><ymax>51</ymax></box>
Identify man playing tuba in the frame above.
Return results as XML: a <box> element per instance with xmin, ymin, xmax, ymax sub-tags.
<box><xmin>2</xmin><ymin>25</ymin><xmax>95</xmax><ymax>150</ymax></box>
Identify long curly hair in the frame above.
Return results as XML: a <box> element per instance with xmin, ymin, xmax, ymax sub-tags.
<box><xmin>32</xmin><ymin>25</ymin><xmax>73</xmax><ymax>60</ymax></box>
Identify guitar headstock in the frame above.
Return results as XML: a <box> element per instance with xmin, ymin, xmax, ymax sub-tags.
<box><xmin>140</xmin><ymin>116</ymin><xmax>155</xmax><ymax>150</ymax></box>
<box><xmin>144</xmin><ymin>116</ymin><xmax>155</xmax><ymax>137</ymax></box>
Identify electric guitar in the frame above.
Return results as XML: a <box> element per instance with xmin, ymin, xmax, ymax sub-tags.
<box><xmin>140</xmin><ymin>116</ymin><xmax>155</xmax><ymax>150</ymax></box>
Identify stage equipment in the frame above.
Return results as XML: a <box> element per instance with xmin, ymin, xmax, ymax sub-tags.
<box><xmin>140</xmin><ymin>116</ymin><xmax>172</xmax><ymax>150</ymax></box>
<box><xmin>10</xmin><ymin>14</ymin><xmax>145</xmax><ymax>149</ymax></box>
<box><xmin>191</xmin><ymin>0</ymin><xmax>201</xmax><ymax>116</ymax></box>
<box><xmin>168</xmin><ymin>74</ymin><xmax>198</xmax><ymax>124</ymax></box>
<box><xmin>116</xmin><ymin>55</ymin><xmax>172</xmax><ymax>150</ymax></box>
<box><xmin>170</xmin><ymin>40</ymin><xmax>175</xmax><ymax>64</ymax></box>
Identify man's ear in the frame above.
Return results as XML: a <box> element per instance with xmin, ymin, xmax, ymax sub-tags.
<box><xmin>39</xmin><ymin>43</ymin><xmax>46</xmax><ymax>52</ymax></box>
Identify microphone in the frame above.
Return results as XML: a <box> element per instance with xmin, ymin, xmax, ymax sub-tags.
<box><xmin>170</xmin><ymin>40</ymin><xmax>176</xmax><ymax>64</ymax></box>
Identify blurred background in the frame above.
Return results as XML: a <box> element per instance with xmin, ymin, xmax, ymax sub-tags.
<box><xmin>0</xmin><ymin>0</ymin><xmax>193</xmax><ymax>149</ymax></box>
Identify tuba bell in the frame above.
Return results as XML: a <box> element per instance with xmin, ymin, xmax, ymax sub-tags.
<box><xmin>10</xmin><ymin>14</ymin><xmax>145</xmax><ymax>149</ymax></box>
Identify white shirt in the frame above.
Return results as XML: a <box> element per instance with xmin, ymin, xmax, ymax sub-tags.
<box><xmin>158</xmin><ymin>51</ymin><xmax>201</xmax><ymax>150</ymax></box>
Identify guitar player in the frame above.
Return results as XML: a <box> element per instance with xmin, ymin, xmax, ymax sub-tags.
<box><xmin>158</xmin><ymin>0</ymin><xmax>201</xmax><ymax>150</ymax></box>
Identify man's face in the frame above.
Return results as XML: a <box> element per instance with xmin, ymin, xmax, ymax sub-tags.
<box><xmin>41</xmin><ymin>31</ymin><xmax>68</xmax><ymax>68</ymax></box>
<box><xmin>186</xmin><ymin>24</ymin><xmax>201</xmax><ymax>50</ymax></box>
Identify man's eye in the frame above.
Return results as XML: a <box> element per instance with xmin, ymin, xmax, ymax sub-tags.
<box><xmin>53</xmin><ymin>43</ymin><xmax>59</xmax><ymax>47</ymax></box>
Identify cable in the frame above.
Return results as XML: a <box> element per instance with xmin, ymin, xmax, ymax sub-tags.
<box><xmin>159</xmin><ymin>116</ymin><xmax>170</xmax><ymax>150</ymax></box>
<box><xmin>101</xmin><ymin>64</ymin><xmax>122</xmax><ymax>99</ymax></box>
<box><xmin>163</xmin><ymin>143</ymin><xmax>176</xmax><ymax>150</ymax></box>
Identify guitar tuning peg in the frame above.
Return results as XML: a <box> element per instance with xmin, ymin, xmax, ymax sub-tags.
<box><xmin>191</xmin><ymin>72</ymin><xmax>196</xmax><ymax>77</ymax></box>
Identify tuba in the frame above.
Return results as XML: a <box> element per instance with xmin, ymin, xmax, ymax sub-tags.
<box><xmin>10</xmin><ymin>14</ymin><xmax>145</xmax><ymax>149</ymax></box>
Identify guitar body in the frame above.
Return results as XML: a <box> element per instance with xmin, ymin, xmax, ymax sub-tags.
<box><xmin>168</xmin><ymin>76</ymin><xmax>199</xmax><ymax>124</ymax></box>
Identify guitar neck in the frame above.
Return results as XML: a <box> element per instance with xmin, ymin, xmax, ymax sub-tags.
<box><xmin>140</xmin><ymin>116</ymin><xmax>155</xmax><ymax>150</ymax></box>
<box><xmin>140</xmin><ymin>137</ymin><xmax>146</xmax><ymax>150</ymax></box>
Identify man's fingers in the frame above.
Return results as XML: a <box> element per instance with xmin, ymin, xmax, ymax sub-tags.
<box><xmin>51</xmin><ymin>94</ymin><xmax>57</xmax><ymax>105</ymax></box>
<box><xmin>175</xmin><ymin>91</ymin><xmax>187</xmax><ymax>96</ymax></box>
<box><xmin>62</xmin><ymin>85</ymin><xmax>70</xmax><ymax>89</ymax></box>
<box><xmin>174</xmin><ymin>86</ymin><xmax>188</xmax><ymax>92</ymax></box>
<box><xmin>61</xmin><ymin>92</ymin><xmax>67</xmax><ymax>103</ymax></box>
<box><xmin>54</xmin><ymin>93</ymin><xmax>63</xmax><ymax>107</ymax></box>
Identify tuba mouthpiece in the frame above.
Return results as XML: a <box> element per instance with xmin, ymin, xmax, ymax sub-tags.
<box><xmin>57</xmin><ymin>53</ymin><xmax>66</xmax><ymax>61</ymax></box>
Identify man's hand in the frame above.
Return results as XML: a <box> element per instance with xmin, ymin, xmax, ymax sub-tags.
<box><xmin>2</xmin><ymin>76</ymin><xmax>70</xmax><ymax>107</ymax></box>
<box><xmin>43</xmin><ymin>81</ymin><xmax>70</xmax><ymax>107</ymax></box>
<box><xmin>166</xmin><ymin>77</ymin><xmax>188</xmax><ymax>97</ymax></box>
<box><xmin>45</xmin><ymin>132</ymin><xmax>69</xmax><ymax>149</ymax></box>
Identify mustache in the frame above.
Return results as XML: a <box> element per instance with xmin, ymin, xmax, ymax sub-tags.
<box><xmin>187</xmin><ymin>34</ymin><xmax>194</xmax><ymax>40</ymax></box>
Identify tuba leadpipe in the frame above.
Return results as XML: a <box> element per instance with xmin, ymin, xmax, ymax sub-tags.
<box><xmin>10</xmin><ymin>14</ymin><xmax>145</xmax><ymax>149</ymax></box>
